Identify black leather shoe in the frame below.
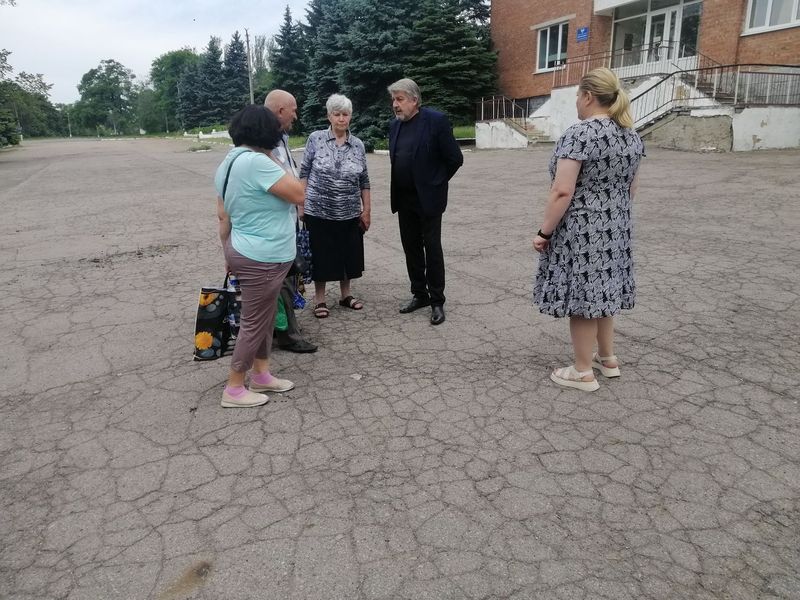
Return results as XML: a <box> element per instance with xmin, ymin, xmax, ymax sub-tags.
<box><xmin>430</xmin><ymin>305</ymin><xmax>445</xmax><ymax>325</ymax></box>
<box><xmin>278</xmin><ymin>339</ymin><xmax>318</xmax><ymax>353</ymax></box>
<box><xmin>399</xmin><ymin>296</ymin><xmax>430</xmax><ymax>314</ymax></box>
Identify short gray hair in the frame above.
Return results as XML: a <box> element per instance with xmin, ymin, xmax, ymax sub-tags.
<box><xmin>388</xmin><ymin>78</ymin><xmax>421</xmax><ymax>105</ymax></box>
<box><xmin>326</xmin><ymin>93</ymin><xmax>352</xmax><ymax>114</ymax></box>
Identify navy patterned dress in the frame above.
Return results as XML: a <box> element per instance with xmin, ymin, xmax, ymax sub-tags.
<box><xmin>534</xmin><ymin>118</ymin><xmax>645</xmax><ymax>318</ymax></box>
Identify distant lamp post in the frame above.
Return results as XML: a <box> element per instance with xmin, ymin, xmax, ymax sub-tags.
<box><xmin>65</xmin><ymin>108</ymin><xmax>72</xmax><ymax>138</ymax></box>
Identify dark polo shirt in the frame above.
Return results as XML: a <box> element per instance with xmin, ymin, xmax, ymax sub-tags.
<box><xmin>392</xmin><ymin>112</ymin><xmax>422</xmax><ymax>212</ymax></box>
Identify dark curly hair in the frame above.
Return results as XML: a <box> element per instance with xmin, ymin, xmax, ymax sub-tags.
<box><xmin>228</xmin><ymin>105</ymin><xmax>283</xmax><ymax>149</ymax></box>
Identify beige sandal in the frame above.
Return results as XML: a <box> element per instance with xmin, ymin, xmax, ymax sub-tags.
<box><xmin>592</xmin><ymin>354</ymin><xmax>621</xmax><ymax>378</ymax></box>
<box><xmin>550</xmin><ymin>366</ymin><xmax>599</xmax><ymax>392</ymax></box>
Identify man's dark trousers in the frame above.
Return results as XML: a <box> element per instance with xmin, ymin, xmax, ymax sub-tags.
<box><xmin>398</xmin><ymin>208</ymin><xmax>444</xmax><ymax>306</ymax></box>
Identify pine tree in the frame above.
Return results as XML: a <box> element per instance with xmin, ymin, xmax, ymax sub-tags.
<box><xmin>335</xmin><ymin>0</ymin><xmax>424</xmax><ymax>144</ymax></box>
<box><xmin>177</xmin><ymin>63</ymin><xmax>201</xmax><ymax>129</ymax></box>
<box><xmin>270</xmin><ymin>6</ymin><xmax>307</xmax><ymax>129</ymax></box>
<box><xmin>195</xmin><ymin>36</ymin><xmax>228</xmax><ymax>125</ymax></box>
<box><xmin>302</xmin><ymin>0</ymin><xmax>352</xmax><ymax>132</ymax></box>
<box><xmin>452</xmin><ymin>0</ymin><xmax>491</xmax><ymax>46</ymax></box>
<box><xmin>454</xmin><ymin>0</ymin><xmax>490</xmax><ymax>27</ymax></box>
<box><xmin>224</xmin><ymin>31</ymin><xmax>250</xmax><ymax>114</ymax></box>
<box><xmin>408</xmin><ymin>0</ymin><xmax>496</xmax><ymax>124</ymax></box>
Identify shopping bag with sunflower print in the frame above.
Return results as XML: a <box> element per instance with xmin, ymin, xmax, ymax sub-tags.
<box><xmin>193</xmin><ymin>276</ymin><xmax>240</xmax><ymax>361</ymax></box>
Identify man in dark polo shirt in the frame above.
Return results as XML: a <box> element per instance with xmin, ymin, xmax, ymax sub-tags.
<box><xmin>265</xmin><ymin>89</ymin><xmax>317</xmax><ymax>353</ymax></box>
<box><xmin>388</xmin><ymin>78</ymin><xmax>463</xmax><ymax>325</ymax></box>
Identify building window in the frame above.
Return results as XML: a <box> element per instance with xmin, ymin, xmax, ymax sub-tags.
<box><xmin>537</xmin><ymin>22</ymin><xmax>569</xmax><ymax>71</ymax></box>
<box><xmin>745</xmin><ymin>0</ymin><xmax>800</xmax><ymax>31</ymax></box>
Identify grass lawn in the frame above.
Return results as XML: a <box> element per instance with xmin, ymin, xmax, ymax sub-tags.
<box><xmin>453</xmin><ymin>125</ymin><xmax>476</xmax><ymax>139</ymax></box>
<box><xmin>289</xmin><ymin>124</ymin><xmax>475</xmax><ymax>150</ymax></box>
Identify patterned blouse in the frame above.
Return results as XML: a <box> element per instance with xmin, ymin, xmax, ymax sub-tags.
<box><xmin>534</xmin><ymin>117</ymin><xmax>645</xmax><ymax>319</ymax></box>
<box><xmin>299</xmin><ymin>128</ymin><xmax>370</xmax><ymax>221</ymax></box>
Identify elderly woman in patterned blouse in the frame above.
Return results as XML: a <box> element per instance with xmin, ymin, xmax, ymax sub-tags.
<box><xmin>300</xmin><ymin>93</ymin><xmax>371</xmax><ymax>318</ymax></box>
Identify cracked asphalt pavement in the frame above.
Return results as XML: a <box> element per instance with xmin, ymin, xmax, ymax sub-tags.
<box><xmin>1</xmin><ymin>138</ymin><xmax>799</xmax><ymax>599</ymax></box>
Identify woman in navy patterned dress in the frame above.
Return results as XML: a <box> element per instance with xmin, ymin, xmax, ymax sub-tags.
<box><xmin>300</xmin><ymin>94</ymin><xmax>371</xmax><ymax>318</ymax></box>
<box><xmin>533</xmin><ymin>68</ymin><xmax>645</xmax><ymax>392</ymax></box>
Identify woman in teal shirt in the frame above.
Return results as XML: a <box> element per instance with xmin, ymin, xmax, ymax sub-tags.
<box><xmin>214</xmin><ymin>105</ymin><xmax>304</xmax><ymax>408</ymax></box>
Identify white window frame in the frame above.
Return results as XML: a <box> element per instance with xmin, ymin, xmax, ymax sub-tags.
<box><xmin>743</xmin><ymin>0</ymin><xmax>800</xmax><ymax>35</ymax></box>
<box><xmin>536</xmin><ymin>21</ymin><xmax>570</xmax><ymax>73</ymax></box>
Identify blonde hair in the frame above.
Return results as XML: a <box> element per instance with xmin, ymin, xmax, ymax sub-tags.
<box><xmin>579</xmin><ymin>67</ymin><xmax>633</xmax><ymax>129</ymax></box>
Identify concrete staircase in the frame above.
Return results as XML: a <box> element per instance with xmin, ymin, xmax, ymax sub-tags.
<box><xmin>503</xmin><ymin>118</ymin><xmax>547</xmax><ymax>145</ymax></box>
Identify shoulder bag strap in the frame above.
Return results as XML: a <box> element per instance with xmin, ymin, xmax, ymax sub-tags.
<box><xmin>222</xmin><ymin>150</ymin><xmax>253</xmax><ymax>200</ymax></box>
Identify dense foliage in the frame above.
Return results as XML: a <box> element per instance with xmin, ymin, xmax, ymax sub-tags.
<box><xmin>150</xmin><ymin>49</ymin><xmax>200</xmax><ymax>131</ymax></box>
<box><xmin>0</xmin><ymin>0</ymin><xmax>494</xmax><ymax>144</ymax></box>
<box><xmin>272</xmin><ymin>0</ymin><xmax>495</xmax><ymax>146</ymax></box>
<box><xmin>0</xmin><ymin>51</ymin><xmax>66</xmax><ymax>145</ymax></box>
<box><xmin>73</xmin><ymin>59</ymin><xmax>137</xmax><ymax>134</ymax></box>
<box><xmin>269</xmin><ymin>6</ymin><xmax>308</xmax><ymax>131</ymax></box>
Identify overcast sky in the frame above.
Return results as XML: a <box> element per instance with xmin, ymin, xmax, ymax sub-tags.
<box><xmin>1</xmin><ymin>0</ymin><xmax>310</xmax><ymax>104</ymax></box>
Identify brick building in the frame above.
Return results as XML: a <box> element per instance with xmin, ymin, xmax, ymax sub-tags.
<box><xmin>492</xmin><ymin>0</ymin><xmax>800</xmax><ymax>100</ymax></box>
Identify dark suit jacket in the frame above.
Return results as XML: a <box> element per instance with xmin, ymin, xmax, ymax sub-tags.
<box><xmin>388</xmin><ymin>107</ymin><xmax>464</xmax><ymax>217</ymax></box>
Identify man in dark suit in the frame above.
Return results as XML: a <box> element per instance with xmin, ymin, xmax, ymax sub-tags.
<box><xmin>388</xmin><ymin>78</ymin><xmax>463</xmax><ymax>325</ymax></box>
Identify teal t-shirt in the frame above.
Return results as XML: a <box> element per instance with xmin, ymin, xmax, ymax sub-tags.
<box><xmin>214</xmin><ymin>147</ymin><xmax>296</xmax><ymax>263</ymax></box>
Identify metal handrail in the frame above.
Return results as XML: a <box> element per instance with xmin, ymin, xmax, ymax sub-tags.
<box><xmin>630</xmin><ymin>64</ymin><xmax>800</xmax><ymax>128</ymax></box>
<box><xmin>552</xmin><ymin>42</ymin><xmax>721</xmax><ymax>88</ymax></box>
<box><xmin>476</xmin><ymin>95</ymin><xmax>532</xmax><ymax>131</ymax></box>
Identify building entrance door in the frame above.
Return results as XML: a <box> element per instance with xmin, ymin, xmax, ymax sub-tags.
<box><xmin>646</xmin><ymin>8</ymin><xmax>679</xmax><ymax>62</ymax></box>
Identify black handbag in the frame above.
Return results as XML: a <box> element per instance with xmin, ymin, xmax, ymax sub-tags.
<box><xmin>193</xmin><ymin>273</ymin><xmax>240</xmax><ymax>361</ymax></box>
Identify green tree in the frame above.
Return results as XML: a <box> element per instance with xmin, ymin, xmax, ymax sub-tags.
<box><xmin>0</xmin><ymin>49</ymin><xmax>12</xmax><ymax>80</ymax></box>
<box><xmin>453</xmin><ymin>0</ymin><xmax>491</xmax><ymax>45</ymax></box>
<box><xmin>0</xmin><ymin>49</ymin><xmax>18</xmax><ymax>145</ymax></box>
<box><xmin>252</xmin><ymin>34</ymin><xmax>274</xmax><ymax>103</ymax></box>
<box><xmin>224</xmin><ymin>31</ymin><xmax>250</xmax><ymax>114</ymax></box>
<box><xmin>15</xmin><ymin>71</ymin><xmax>52</xmax><ymax>97</ymax></box>
<box><xmin>1</xmin><ymin>82</ymin><xmax>62</xmax><ymax>137</ymax></box>
<box><xmin>134</xmin><ymin>85</ymin><xmax>163</xmax><ymax>133</ymax></box>
<box><xmin>0</xmin><ymin>55</ymin><xmax>65</xmax><ymax>141</ymax></box>
<box><xmin>455</xmin><ymin>0</ymin><xmax>490</xmax><ymax>26</ymax></box>
<box><xmin>195</xmin><ymin>36</ymin><xmax>227</xmax><ymax>125</ymax></box>
<box><xmin>177</xmin><ymin>63</ymin><xmax>201</xmax><ymax>129</ymax></box>
<box><xmin>74</xmin><ymin>59</ymin><xmax>137</xmax><ymax>134</ymax></box>
<box><xmin>302</xmin><ymin>0</ymin><xmax>352</xmax><ymax>131</ymax></box>
<box><xmin>269</xmin><ymin>6</ymin><xmax>306</xmax><ymax>128</ymax></box>
<box><xmin>252</xmin><ymin>34</ymin><xmax>269</xmax><ymax>74</ymax></box>
<box><xmin>336</xmin><ymin>0</ymin><xmax>424</xmax><ymax>144</ymax></box>
<box><xmin>408</xmin><ymin>0</ymin><xmax>496</xmax><ymax>124</ymax></box>
<box><xmin>0</xmin><ymin>107</ymin><xmax>19</xmax><ymax>145</ymax></box>
<box><xmin>150</xmin><ymin>48</ymin><xmax>200</xmax><ymax>131</ymax></box>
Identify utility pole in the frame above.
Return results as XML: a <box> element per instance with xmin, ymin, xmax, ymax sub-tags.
<box><xmin>66</xmin><ymin>108</ymin><xmax>72</xmax><ymax>138</ymax></box>
<box><xmin>12</xmin><ymin>100</ymin><xmax>22</xmax><ymax>140</ymax></box>
<box><xmin>244</xmin><ymin>28</ymin><xmax>255</xmax><ymax>104</ymax></box>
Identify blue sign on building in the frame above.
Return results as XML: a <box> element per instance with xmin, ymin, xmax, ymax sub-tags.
<box><xmin>576</xmin><ymin>27</ymin><xmax>589</xmax><ymax>42</ymax></box>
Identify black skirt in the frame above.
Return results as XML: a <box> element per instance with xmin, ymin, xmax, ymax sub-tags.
<box><xmin>304</xmin><ymin>214</ymin><xmax>364</xmax><ymax>282</ymax></box>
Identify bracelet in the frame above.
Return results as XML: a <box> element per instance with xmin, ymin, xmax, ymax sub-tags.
<box><xmin>537</xmin><ymin>229</ymin><xmax>552</xmax><ymax>240</ymax></box>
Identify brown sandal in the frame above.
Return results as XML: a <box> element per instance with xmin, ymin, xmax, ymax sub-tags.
<box><xmin>313</xmin><ymin>303</ymin><xmax>329</xmax><ymax>318</ymax></box>
<box><xmin>339</xmin><ymin>296</ymin><xmax>363</xmax><ymax>310</ymax></box>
